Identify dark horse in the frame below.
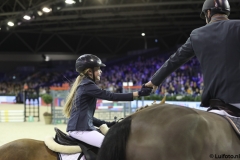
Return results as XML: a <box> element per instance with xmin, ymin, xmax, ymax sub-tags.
<box><xmin>1</xmin><ymin>102</ymin><xmax>240</xmax><ymax>160</ymax></box>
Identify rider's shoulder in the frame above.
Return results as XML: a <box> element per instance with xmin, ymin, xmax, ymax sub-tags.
<box><xmin>80</xmin><ymin>77</ymin><xmax>95</xmax><ymax>86</ymax></box>
<box><xmin>190</xmin><ymin>25</ymin><xmax>206</xmax><ymax>35</ymax></box>
<box><xmin>191</xmin><ymin>19</ymin><xmax>240</xmax><ymax>34</ymax></box>
<box><xmin>226</xmin><ymin>19</ymin><xmax>240</xmax><ymax>26</ymax></box>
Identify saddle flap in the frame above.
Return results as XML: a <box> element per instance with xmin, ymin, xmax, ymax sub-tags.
<box><xmin>54</xmin><ymin>127</ymin><xmax>99</xmax><ymax>160</ymax></box>
<box><xmin>224</xmin><ymin>116</ymin><xmax>240</xmax><ymax>136</ymax></box>
<box><xmin>54</xmin><ymin>127</ymin><xmax>78</xmax><ymax>145</ymax></box>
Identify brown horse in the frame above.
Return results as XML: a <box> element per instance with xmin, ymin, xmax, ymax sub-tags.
<box><xmin>0</xmin><ymin>139</ymin><xmax>57</xmax><ymax>160</ymax></box>
<box><xmin>97</xmin><ymin>103</ymin><xmax>240</xmax><ymax>160</ymax></box>
<box><xmin>1</xmin><ymin>103</ymin><xmax>240</xmax><ymax>160</ymax></box>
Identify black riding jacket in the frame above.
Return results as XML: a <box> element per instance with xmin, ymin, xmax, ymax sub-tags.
<box><xmin>151</xmin><ymin>18</ymin><xmax>240</xmax><ymax>107</ymax></box>
<box><xmin>67</xmin><ymin>77</ymin><xmax>133</xmax><ymax>132</ymax></box>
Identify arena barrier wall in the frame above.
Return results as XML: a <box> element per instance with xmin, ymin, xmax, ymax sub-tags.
<box><xmin>0</xmin><ymin>96</ymin><xmax>207</xmax><ymax>122</ymax></box>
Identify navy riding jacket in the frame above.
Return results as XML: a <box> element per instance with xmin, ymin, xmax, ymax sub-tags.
<box><xmin>151</xmin><ymin>18</ymin><xmax>240</xmax><ymax>107</ymax></box>
<box><xmin>67</xmin><ymin>77</ymin><xmax>133</xmax><ymax>132</ymax></box>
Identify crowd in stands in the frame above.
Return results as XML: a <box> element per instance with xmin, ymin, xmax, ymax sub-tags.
<box><xmin>99</xmin><ymin>55</ymin><xmax>203</xmax><ymax>97</ymax></box>
<box><xmin>0</xmin><ymin>50</ymin><xmax>204</xmax><ymax>99</ymax></box>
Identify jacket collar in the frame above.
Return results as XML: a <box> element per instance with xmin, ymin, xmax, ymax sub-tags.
<box><xmin>209</xmin><ymin>15</ymin><xmax>229</xmax><ymax>24</ymax></box>
<box><xmin>80</xmin><ymin>77</ymin><xmax>95</xmax><ymax>85</ymax></box>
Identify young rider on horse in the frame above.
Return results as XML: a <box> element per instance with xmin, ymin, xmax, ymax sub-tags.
<box><xmin>144</xmin><ymin>0</ymin><xmax>240</xmax><ymax>116</ymax></box>
<box><xmin>63</xmin><ymin>54</ymin><xmax>152</xmax><ymax>148</ymax></box>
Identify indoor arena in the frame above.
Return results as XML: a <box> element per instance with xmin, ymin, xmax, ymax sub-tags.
<box><xmin>0</xmin><ymin>0</ymin><xmax>240</xmax><ymax>160</ymax></box>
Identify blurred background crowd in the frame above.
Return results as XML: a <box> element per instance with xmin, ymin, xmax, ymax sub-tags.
<box><xmin>0</xmin><ymin>50</ymin><xmax>203</xmax><ymax>100</ymax></box>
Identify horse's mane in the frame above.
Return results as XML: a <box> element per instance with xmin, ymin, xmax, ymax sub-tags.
<box><xmin>97</xmin><ymin>116</ymin><xmax>132</xmax><ymax>160</ymax></box>
<box><xmin>134</xmin><ymin>95</ymin><xmax>166</xmax><ymax>114</ymax></box>
<box><xmin>97</xmin><ymin>96</ymin><xmax>166</xmax><ymax>160</ymax></box>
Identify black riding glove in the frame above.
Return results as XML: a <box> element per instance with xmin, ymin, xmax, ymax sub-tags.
<box><xmin>138</xmin><ymin>84</ymin><xmax>153</xmax><ymax>97</ymax></box>
<box><xmin>106</xmin><ymin>121</ymin><xmax>116</xmax><ymax>127</ymax></box>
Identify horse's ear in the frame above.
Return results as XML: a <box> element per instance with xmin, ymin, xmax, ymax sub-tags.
<box><xmin>160</xmin><ymin>95</ymin><xmax>166</xmax><ymax>104</ymax></box>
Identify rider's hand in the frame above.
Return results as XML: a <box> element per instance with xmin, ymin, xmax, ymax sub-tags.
<box><xmin>144</xmin><ymin>81</ymin><xmax>158</xmax><ymax>93</ymax></box>
<box><xmin>106</xmin><ymin>121</ymin><xmax>116</xmax><ymax>127</ymax></box>
<box><xmin>138</xmin><ymin>84</ymin><xmax>153</xmax><ymax>97</ymax></box>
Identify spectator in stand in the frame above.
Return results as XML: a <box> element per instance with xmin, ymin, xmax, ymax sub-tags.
<box><xmin>159</xmin><ymin>86</ymin><xmax>167</xmax><ymax>96</ymax></box>
<box><xmin>167</xmin><ymin>82</ymin><xmax>176</xmax><ymax>95</ymax></box>
<box><xmin>192</xmin><ymin>81</ymin><xmax>200</xmax><ymax>96</ymax></box>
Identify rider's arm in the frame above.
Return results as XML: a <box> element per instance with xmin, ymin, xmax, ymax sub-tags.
<box><xmin>151</xmin><ymin>37</ymin><xmax>195</xmax><ymax>86</ymax></box>
<box><xmin>93</xmin><ymin>117</ymin><xmax>115</xmax><ymax>127</ymax></box>
<box><xmin>85</xmin><ymin>84</ymin><xmax>134</xmax><ymax>101</ymax></box>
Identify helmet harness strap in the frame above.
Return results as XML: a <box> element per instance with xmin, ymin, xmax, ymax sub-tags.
<box><xmin>204</xmin><ymin>10</ymin><xmax>213</xmax><ymax>23</ymax></box>
<box><xmin>91</xmin><ymin>67</ymin><xmax>96</xmax><ymax>82</ymax></box>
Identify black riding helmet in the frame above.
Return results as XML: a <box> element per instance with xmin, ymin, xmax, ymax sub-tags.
<box><xmin>76</xmin><ymin>54</ymin><xmax>106</xmax><ymax>82</ymax></box>
<box><xmin>76</xmin><ymin>54</ymin><xmax>106</xmax><ymax>73</ymax></box>
<box><xmin>200</xmin><ymin>0</ymin><xmax>230</xmax><ymax>19</ymax></box>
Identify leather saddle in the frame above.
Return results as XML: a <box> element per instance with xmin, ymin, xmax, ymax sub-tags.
<box><xmin>208</xmin><ymin>99</ymin><xmax>240</xmax><ymax>137</ymax></box>
<box><xmin>54</xmin><ymin>127</ymin><xmax>99</xmax><ymax>160</ymax></box>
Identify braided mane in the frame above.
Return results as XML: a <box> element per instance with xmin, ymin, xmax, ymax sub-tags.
<box><xmin>135</xmin><ymin>96</ymin><xmax>166</xmax><ymax>113</ymax></box>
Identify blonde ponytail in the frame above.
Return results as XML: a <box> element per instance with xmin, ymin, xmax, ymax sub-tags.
<box><xmin>63</xmin><ymin>69</ymin><xmax>90</xmax><ymax>118</ymax></box>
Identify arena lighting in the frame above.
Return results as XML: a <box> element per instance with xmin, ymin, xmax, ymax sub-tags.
<box><xmin>45</xmin><ymin>56</ymin><xmax>50</xmax><ymax>61</ymax></box>
<box><xmin>141</xmin><ymin>33</ymin><xmax>145</xmax><ymax>36</ymax></box>
<box><xmin>37</xmin><ymin>10</ymin><xmax>43</xmax><ymax>16</ymax></box>
<box><xmin>42</xmin><ymin>7</ymin><xmax>52</xmax><ymax>13</ymax></box>
<box><xmin>7</xmin><ymin>21</ymin><xmax>14</xmax><ymax>27</ymax></box>
<box><xmin>65</xmin><ymin>0</ymin><xmax>76</xmax><ymax>4</ymax></box>
<box><xmin>23</xmin><ymin>11</ymin><xmax>35</xmax><ymax>21</ymax></box>
<box><xmin>42</xmin><ymin>54</ymin><xmax>50</xmax><ymax>61</ymax></box>
<box><xmin>32</xmin><ymin>9</ymin><xmax>43</xmax><ymax>18</ymax></box>
<box><xmin>22</xmin><ymin>10</ymin><xmax>35</xmax><ymax>21</ymax></box>
<box><xmin>23</xmin><ymin>15</ymin><xmax>31</xmax><ymax>20</ymax></box>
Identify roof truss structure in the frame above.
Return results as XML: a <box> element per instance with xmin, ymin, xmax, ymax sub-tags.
<box><xmin>0</xmin><ymin>0</ymin><xmax>239</xmax><ymax>56</ymax></box>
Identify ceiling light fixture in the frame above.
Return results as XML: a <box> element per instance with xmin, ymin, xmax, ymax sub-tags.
<box><xmin>23</xmin><ymin>15</ymin><xmax>31</xmax><ymax>20</ymax></box>
<box><xmin>7</xmin><ymin>21</ymin><xmax>14</xmax><ymax>27</ymax></box>
<box><xmin>42</xmin><ymin>7</ymin><xmax>52</xmax><ymax>13</ymax></box>
<box><xmin>37</xmin><ymin>11</ymin><xmax>43</xmax><ymax>16</ymax></box>
<box><xmin>65</xmin><ymin>0</ymin><xmax>76</xmax><ymax>4</ymax></box>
